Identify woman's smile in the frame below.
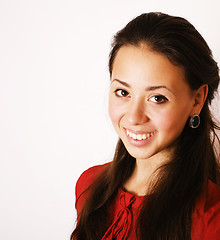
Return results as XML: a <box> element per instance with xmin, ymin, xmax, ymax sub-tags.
<box><xmin>125</xmin><ymin>128</ymin><xmax>157</xmax><ymax>147</ymax></box>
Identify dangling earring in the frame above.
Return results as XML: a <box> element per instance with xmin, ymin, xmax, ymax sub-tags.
<box><xmin>189</xmin><ymin>114</ymin><xmax>200</xmax><ymax>128</ymax></box>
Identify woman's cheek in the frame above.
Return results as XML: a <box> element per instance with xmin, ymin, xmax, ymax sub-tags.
<box><xmin>157</xmin><ymin>110</ymin><xmax>188</xmax><ymax>134</ymax></box>
<box><xmin>155</xmin><ymin>111</ymin><xmax>177</xmax><ymax>131</ymax></box>
<box><xmin>108</xmin><ymin>100</ymin><xmax>123</xmax><ymax>127</ymax></box>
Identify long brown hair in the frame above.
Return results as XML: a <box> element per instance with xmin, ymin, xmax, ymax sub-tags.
<box><xmin>71</xmin><ymin>12</ymin><xmax>220</xmax><ymax>239</ymax></box>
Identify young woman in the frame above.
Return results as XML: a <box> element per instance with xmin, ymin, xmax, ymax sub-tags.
<box><xmin>71</xmin><ymin>12</ymin><xmax>220</xmax><ymax>240</ymax></box>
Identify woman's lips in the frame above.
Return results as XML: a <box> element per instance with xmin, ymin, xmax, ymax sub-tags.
<box><xmin>125</xmin><ymin>128</ymin><xmax>157</xmax><ymax>147</ymax></box>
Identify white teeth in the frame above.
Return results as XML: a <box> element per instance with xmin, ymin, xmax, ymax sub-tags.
<box><xmin>137</xmin><ymin>134</ymin><xmax>142</xmax><ymax>140</ymax></box>
<box><xmin>142</xmin><ymin>134</ymin><xmax>147</xmax><ymax>140</ymax></box>
<box><xmin>126</xmin><ymin>130</ymin><xmax>154</xmax><ymax>141</ymax></box>
<box><xmin>132</xmin><ymin>133</ymin><xmax>137</xmax><ymax>140</ymax></box>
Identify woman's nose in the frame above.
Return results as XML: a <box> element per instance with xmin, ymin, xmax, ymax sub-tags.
<box><xmin>125</xmin><ymin>99</ymin><xmax>149</xmax><ymax>125</ymax></box>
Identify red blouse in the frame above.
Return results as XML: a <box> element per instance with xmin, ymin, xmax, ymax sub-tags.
<box><xmin>75</xmin><ymin>163</ymin><xmax>220</xmax><ymax>239</ymax></box>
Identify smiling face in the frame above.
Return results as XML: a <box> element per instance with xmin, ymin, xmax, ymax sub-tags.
<box><xmin>109</xmin><ymin>45</ymin><xmax>196</xmax><ymax>161</ymax></box>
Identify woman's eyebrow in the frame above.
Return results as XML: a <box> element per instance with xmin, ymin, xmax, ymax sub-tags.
<box><xmin>111</xmin><ymin>79</ymin><xmax>130</xmax><ymax>87</ymax></box>
<box><xmin>145</xmin><ymin>86</ymin><xmax>173</xmax><ymax>93</ymax></box>
<box><xmin>111</xmin><ymin>78</ymin><xmax>173</xmax><ymax>94</ymax></box>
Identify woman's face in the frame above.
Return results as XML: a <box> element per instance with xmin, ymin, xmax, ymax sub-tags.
<box><xmin>109</xmin><ymin>45</ymin><xmax>195</xmax><ymax>161</ymax></box>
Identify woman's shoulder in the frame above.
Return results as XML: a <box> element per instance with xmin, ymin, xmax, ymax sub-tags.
<box><xmin>76</xmin><ymin>162</ymin><xmax>110</xmax><ymax>195</ymax></box>
<box><xmin>75</xmin><ymin>162</ymin><xmax>111</xmax><ymax>214</ymax></box>
<box><xmin>191</xmin><ymin>180</ymin><xmax>220</xmax><ymax>239</ymax></box>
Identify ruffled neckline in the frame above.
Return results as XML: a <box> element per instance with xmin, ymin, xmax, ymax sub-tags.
<box><xmin>101</xmin><ymin>187</ymin><xmax>144</xmax><ymax>239</ymax></box>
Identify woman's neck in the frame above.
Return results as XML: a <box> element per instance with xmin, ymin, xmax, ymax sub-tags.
<box><xmin>124</xmin><ymin>148</ymin><xmax>174</xmax><ymax>196</ymax></box>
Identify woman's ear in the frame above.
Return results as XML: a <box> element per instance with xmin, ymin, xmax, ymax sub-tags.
<box><xmin>190</xmin><ymin>84</ymin><xmax>208</xmax><ymax>116</ymax></box>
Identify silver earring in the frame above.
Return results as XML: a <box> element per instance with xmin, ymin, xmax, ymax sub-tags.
<box><xmin>189</xmin><ymin>114</ymin><xmax>200</xmax><ymax>128</ymax></box>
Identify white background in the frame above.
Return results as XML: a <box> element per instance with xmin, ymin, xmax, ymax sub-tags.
<box><xmin>0</xmin><ymin>0</ymin><xmax>219</xmax><ymax>239</ymax></box>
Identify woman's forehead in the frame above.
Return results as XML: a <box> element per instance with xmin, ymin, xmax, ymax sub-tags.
<box><xmin>111</xmin><ymin>45</ymin><xmax>190</xmax><ymax>92</ymax></box>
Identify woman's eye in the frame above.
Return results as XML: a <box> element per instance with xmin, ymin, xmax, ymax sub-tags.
<box><xmin>114</xmin><ymin>89</ymin><xmax>129</xmax><ymax>97</ymax></box>
<box><xmin>149</xmin><ymin>95</ymin><xmax>168</xmax><ymax>103</ymax></box>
